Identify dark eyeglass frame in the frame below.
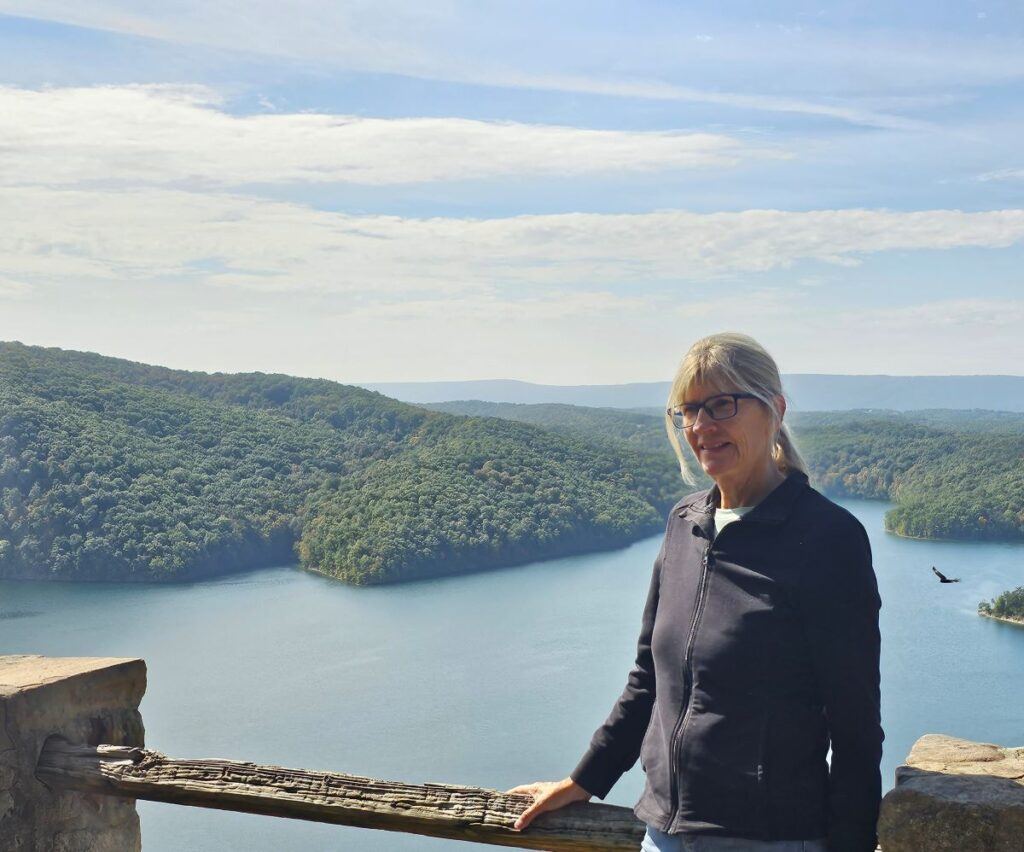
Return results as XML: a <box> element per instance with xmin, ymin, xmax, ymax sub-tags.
<box><xmin>667</xmin><ymin>392</ymin><xmax>760</xmax><ymax>429</ymax></box>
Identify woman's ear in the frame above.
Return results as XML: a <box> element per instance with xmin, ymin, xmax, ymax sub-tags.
<box><xmin>774</xmin><ymin>393</ymin><xmax>787</xmax><ymax>423</ymax></box>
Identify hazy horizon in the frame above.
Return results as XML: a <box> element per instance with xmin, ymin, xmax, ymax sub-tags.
<box><xmin>4</xmin><ymin>339</ymin><xmax>1024</xmax><ymax>387</ymax></box>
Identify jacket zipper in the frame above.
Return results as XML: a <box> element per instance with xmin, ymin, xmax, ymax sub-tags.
<box><xmin>665</xmin><ymin>540</ymin><xmax>712</xmax><ymax>831</ymax></box>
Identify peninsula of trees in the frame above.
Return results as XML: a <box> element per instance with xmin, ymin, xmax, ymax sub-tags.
<box><xmin>978</xmin><ymin>587</ymin><xmax>1024</xmax><ymax>624</ymax></box>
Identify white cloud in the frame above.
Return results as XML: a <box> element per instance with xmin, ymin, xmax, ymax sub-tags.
<box><xmin>749</xmin><ymin>297</ymin><xmax>1024</xmax><ymax>376</ymax></box>
<box><xmin>5</xmin><ymin>186</ymin><xmax>1024</xmax><ymax>297</ymax></box>
<box><xmin>464</xmin><ymin>72</ymin><xmax>930</xmax><ymax>132</ymax></box>
<box><xmin>852</xmin><ymin>298</ymin><xmax>1024</xmax><ymax>329</ymax></box>
<box><xmin>336</xmin><ymin>290</ymin><xmax>655</xmax><ymax>322</ymax></box>
<box><xmin>0</xmin><ymin>276</ymin><xmax>33</xmax><ymax>299</ymax></box>
<box><xmin>0</xmin><ymin>84</ymin><xmax>761</xmax><ymax>187</ymax></box>
<box><xmin>977</xmin><ymin>168</ymin><xmax>1024</xmax><ymax>182</ymax></box>
<box><xmin>0</xmin><ymin>0</ymin><xmax>435</xmax><ymax>71</ymax></box>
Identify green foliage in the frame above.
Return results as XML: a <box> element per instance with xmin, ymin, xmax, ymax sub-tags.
<box><xmin>978</xmin><ymin>586</ymin><xmax>1024</xmax><ymax>619</ymax></box>
<box><xmin>425</xmin><ymin>400</ymin><xmax>676</xmax><ymax>455</ymax></box>
<box><xmin>3</xmin><ymin>341</ymin><xmax>1021</xmax><ymax>587</ymax></box>
<box><xmin>435</xmin><ymin>402</ymin><xmax>1024</xmax><ymax>543</ymax></box>
<box><xmin>0</xmin><ymin>342</ymin><xmax>680</xmax><ymax>584</ymax></box>
<box><xmin>790</xmin><ymin>412</ymin><xmax>1024</xmax><ymax>541</ymax></box>
<box><xmin>299</xmin><ymin>416</ymin><xmax>664</xmax><ymax>584</ymax></box>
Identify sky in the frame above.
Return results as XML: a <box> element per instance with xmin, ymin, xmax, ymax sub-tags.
<box><xmin>0</xmin><ymin>1</ymin><xmax>1022</xmax><ymax>384</ymax></box>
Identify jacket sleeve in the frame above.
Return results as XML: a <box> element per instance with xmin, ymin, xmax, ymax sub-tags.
<box><xmin>797</xmin><ymin>517</ymin><xmax>884</xmax><ymax>852</ymax></box>
<box><xmin>569</xmin><ymin>519</ymin><xmax>667</xmax><ymax>799</ymax></box>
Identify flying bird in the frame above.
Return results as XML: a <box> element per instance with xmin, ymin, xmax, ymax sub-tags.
<box><xmin>931</xmin><ymin>566</ymin><xmax>960</xmax><ymax>583</ymax></box>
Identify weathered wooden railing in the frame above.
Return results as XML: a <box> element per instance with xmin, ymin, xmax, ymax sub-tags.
<box><xmin>34</xmin><ymin>736</ymin><xmax>642</xmax><ymax>851</ymax></box>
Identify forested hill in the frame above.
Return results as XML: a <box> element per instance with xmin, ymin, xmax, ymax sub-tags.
<box><xmin>794</xmin><ymin>411</ymin><xmax>1023</xmax><ymax>541</ymax></box>
<box><xmin>423</xmin><ymin>400</ymin><xmax>672</xmax><ymax>454</ymax></box>
<box><xmin>428</xmin><ymin>401</ymin><xmax>1024</xmax><ymax>542</ymax></box>
<box><xmin>0</xmin><ymin>342</ymin><xmax>679</xmax><ymax>584</ymax></box>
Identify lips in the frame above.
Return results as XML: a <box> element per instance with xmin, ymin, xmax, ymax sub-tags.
<box><xmin>701</xmin><ymin>441</ymin><xmax>731</xmax><ymax>453</ymax></box>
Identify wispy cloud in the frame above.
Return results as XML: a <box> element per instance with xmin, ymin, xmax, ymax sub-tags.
<box><xmin>7</xmin><ymin>187</ymin><xmax>1024</xmax><ymax>295</ymax></box>
<box><xmin>457</xmin><ymin>71</ymin><xmax>931</xmax><ymax>132</ymax></box>
<box><xmin>256</xmin><ymin>293</ymin><xmax>1024</xmax><ymax>379</ymax></box>
<box><xmin>670</xmin><ymin>295</ymin><xmax>1024</xmax><ymax>378</ymax></box>
<box><xmin>0</xmin><ymin>276</ymin><xmax>33</xmax><ymax>299</ymax></box>
<box><xmin>977</xmin><ymin>168</ymin><xmax>1024</xmax><ymax>182</ymax></box>
<box><xmin>336</xmin><ymin>290</ymin><xmax>655</xmax><ymax>322</ymax></box>
<box><xmin>852</xmin><ymin>298</ymin><xmax>1024</xmax><ymax>329</ymax></box>
<box><xmin>0</xmin><ymin>84</ymin><xmax>770</xmax><ymax>187</ymax></box>
<box><xmin>0</xmin><ymin>3</ymin><xmax>968</xmax><ymax>130</ymax></box>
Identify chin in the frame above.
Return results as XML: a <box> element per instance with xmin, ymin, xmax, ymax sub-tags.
<box><xmin>701</xmin><ymin>460</ymin><xmax>734</xmax><ymax>478</ymax></box>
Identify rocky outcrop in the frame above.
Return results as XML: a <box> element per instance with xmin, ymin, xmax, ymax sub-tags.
<box><xmin>878</xmin><ymin>733</ymin><xmax>1024</xmax><ymax>851</ymax></box>
<box><xmin>0</xmin><ymin>655</ymin><xmax>146</xmax><ymax>852</ymax></box>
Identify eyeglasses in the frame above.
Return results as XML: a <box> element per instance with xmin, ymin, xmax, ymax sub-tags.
<box><xmin>667</xmin><ymin>393</ymin><xmax>760</xmax><ymax>429</ymax></box>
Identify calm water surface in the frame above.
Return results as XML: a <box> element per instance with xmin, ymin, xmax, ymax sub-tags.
<box><xmin>2</xmin><ymin>498</ymin><xmax>1023</xmax><ymax>851</ymax></box>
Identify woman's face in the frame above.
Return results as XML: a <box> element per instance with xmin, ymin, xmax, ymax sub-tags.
<box><xmin>680</xmin><ymin>379</ymin><xmax>782</xmax><ymax>484</ymax></box>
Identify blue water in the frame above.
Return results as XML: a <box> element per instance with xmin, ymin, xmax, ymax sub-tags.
<box><xmin>2</xmin><ymin>498</ymin><xmax>1022</xmax><ymax>851</ymax></box>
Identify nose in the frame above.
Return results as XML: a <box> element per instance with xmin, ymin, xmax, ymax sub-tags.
<box><xmin>690</xmin><ymin>406</ymin><xmax>719</xmax><ymax>432</ymax></box>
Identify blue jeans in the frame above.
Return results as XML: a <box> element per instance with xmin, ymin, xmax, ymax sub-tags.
<box><xmin>641</xmin><ymin>824</ymin><xmax>829</xmax><ymax>852</ymax></box>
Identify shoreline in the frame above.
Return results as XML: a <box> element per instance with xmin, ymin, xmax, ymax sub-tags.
<box><xmin>979</xmin><ymin>612</ymin><xmax>1024</xmax><ymax>627</ymax></box>
<box><xmin>1</xmin><ymin>520</ymin><xmax>666</xmax><ymax>588</ymax></box>
<box><xmin>296</xmin><ymin>522</ymin><xmax>662</xmax><ymax>587</ymax></box>
<box><xmin>884</xmin><ymin>526</ymin><xmax>1022</xmax><ymax>544</ymax></box>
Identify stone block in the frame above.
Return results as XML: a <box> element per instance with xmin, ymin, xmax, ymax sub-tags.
<box><xmin>878</xmin><ymin>733</ymin><xmax>1024</xmax><ymax>852</ymax></box>
<box><xmin>0</xmin><ymin>655</ymin><xmax>146</xmax><ymax>852</ymax></box>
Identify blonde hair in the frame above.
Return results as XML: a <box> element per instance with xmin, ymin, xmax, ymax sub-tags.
<box><xmin>665</xmin><ymin>332</ymin><xmax>808</xmax><ymax>487</ymax></box>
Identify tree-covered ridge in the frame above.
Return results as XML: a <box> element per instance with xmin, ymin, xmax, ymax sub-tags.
<box><xmin>978</xmin><ymin>587</ymin><xmax>1024</xmax><ymax>622</ymax></box>
<box><xmin>790</xmin><ymin>408</ymin><xmax>1024</xmax><ymax>435</ymax></box>
<box><xmin>0</xmin><ymin>342</ymin><xmax>681</xmax><ymax>584</ymax></box>
<box><xmin>432</xmin><ymin>401</ymin><xmax>1024</xmax><ymax>542</ymax></box>
<box><xmin>426</xmin><ymin>400</ymin><xmax>672</xmax><ymax>455</ymax></box>
<box><xmin>792</xmin><ymin>413</ymin><xmax>1024</xmax><ymax>541</ymax></box>
<box><xmin>0</xmin><ymin>340</ymin><xmax>427</xmax><ymax>443</ymax></box>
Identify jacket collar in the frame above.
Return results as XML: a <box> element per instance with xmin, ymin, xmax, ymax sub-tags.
<box><xmin>676</xmin><ymin>468</ymin><xmax>809</xmax><ymax>525</ymax></box>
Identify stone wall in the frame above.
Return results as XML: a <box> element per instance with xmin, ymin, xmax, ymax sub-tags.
<box><xmin>878</xmin><ymin>733</ymin><xmax>1024</xmax><ymax>852</ymax></box>
<box><xmin>0</xmin><ymin>655</ymin><xmax>146</xmax><ymax>852</ymax></box>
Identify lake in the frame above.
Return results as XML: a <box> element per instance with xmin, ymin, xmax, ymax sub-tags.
<box><xmin>2</xmin><ymin>498</ymin><xmax>1023</xmax><ymax>851</ymax></box>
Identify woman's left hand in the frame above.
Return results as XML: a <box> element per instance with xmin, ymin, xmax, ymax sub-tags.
<box><xmin>504</xmin><ymin>777</ymin><xmax>592</xmax><ymax>831</ymax></box>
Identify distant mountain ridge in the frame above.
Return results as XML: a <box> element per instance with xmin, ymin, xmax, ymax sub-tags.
<box><xmin>360</xmin><ymin>375</ymin><xmax>1024</xmax><ymax>412</ymax></box>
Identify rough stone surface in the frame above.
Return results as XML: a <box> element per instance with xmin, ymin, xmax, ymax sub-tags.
<box><xmin>0</xmin><ymin>655</ymin><xmax>146</xmax><ymax>852</ymax></box>
<box><xmin>878</xmin><ymin>733</ymin><xmax>1024</xmax><ymax>852</ymax></box>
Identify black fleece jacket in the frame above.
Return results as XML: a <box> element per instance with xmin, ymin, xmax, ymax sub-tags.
<box><xmin>570</xmin><ymin>469</ymin><xmax>883</xmax><ymax>852</ymax></box>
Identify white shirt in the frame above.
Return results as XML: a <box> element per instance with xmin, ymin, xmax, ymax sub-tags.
<box><xmin>713</xmin><ymin>504</ymin><xmax>754</xmax><ymax>537</ymax></box>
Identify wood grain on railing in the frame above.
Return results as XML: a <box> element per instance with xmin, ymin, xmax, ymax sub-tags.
<box><xmin>35</xmin><ymin>736</ymin><xmax>645</xmax><ymax>851</ymax></box>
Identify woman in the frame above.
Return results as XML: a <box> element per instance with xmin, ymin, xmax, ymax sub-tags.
<box><xmin>507</xmin><ymin>332</ymin><xmax>883</xmax><ymax>852</ymax></box>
